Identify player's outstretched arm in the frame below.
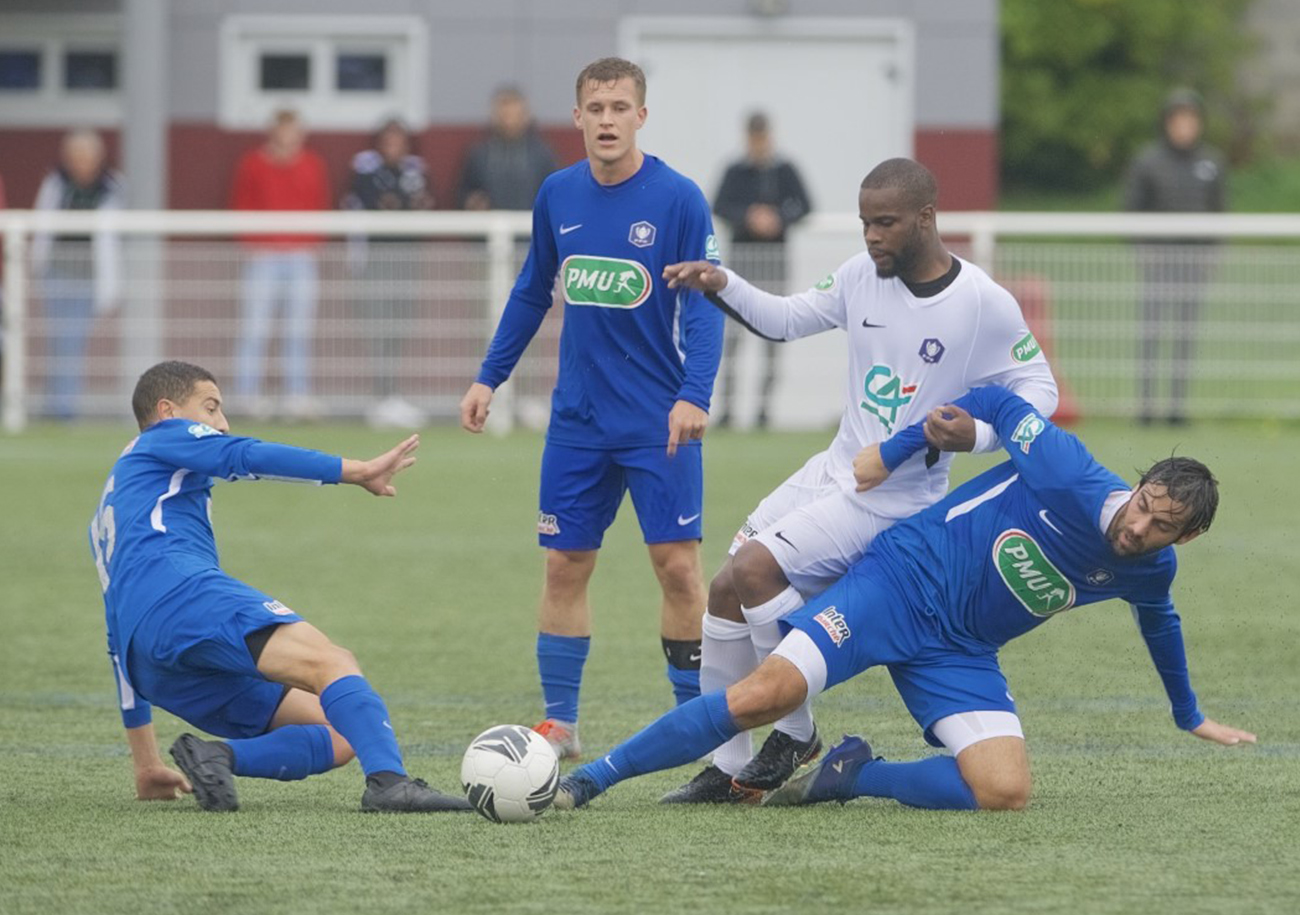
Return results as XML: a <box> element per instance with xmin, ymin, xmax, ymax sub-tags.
<box><xmin>1191</xmin><ymin>718</ymin><xmax>1258</xmax><ymax>747</ymax></box>
<box><xmin>460</xmin><ymin>382</ymin><xmax>494</xmax><ymax>433</ymax></box>
<box><xmin>126</xmin><ymin>722</ymin><xmax>192</xmax><ymax>801</ymax></box>
<box><xmin>663</xmin><ymin>260</ymin><xmax>728</xmax><ymax>293</ymax></box>
<box><xmin>340</xmin><ymin>434</ymin><xmax>420</xmax><ymax>497</ymax></box>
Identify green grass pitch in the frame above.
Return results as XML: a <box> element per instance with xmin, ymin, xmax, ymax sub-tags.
<box><xmin>2</xmin><ymin>420</ymin><xmax>1298</xmax><ymax>915</ymax></box>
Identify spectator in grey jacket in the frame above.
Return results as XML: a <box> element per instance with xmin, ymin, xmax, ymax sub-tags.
<box><xmin>31</xmin><ymin>129</ymin><xmax>124</xmax><ymax>419</ymax></box>
<box><xmin>1124</xmin><ymin>88</ymin><xmax>1227</xmax><ymax>426</ymax></box>
<box><xmin>712</xmin><ymin>112</ymin><xmax>812</xmax><ymax>428</ymax></box>
<box><xmin>458</xmin><ymin>87</ymin><xmax>557</xmax><ymax>211</ymax></box>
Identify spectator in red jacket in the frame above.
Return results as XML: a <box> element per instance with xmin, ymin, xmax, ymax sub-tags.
<box><xmin>230</xmin><ymin>109</ymin><xmax>329</xmax><ymax>418</ymax></box>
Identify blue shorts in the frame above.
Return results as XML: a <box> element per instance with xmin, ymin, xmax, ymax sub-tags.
<box><xmin>124</xmin><ymin>571</ymin><xmax>303</xmax><ymax>739</ymax></box>
<box><xmin>538</xmin><ymin>441</ymin><xmax>703</xmax><ymax>550</ymax></box>
<box><xmin>781</xmin><ymin>562</ymin><xmax>1016</xmax><ymax>746</ymax></box>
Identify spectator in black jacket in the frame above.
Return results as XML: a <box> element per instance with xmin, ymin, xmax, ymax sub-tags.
<box><xmin>343</xmin><ymin>119</ymin><xmax>433</xmax><ymax>428</ymax></box>
<box><xmin>712</xmin><ymin>113</ymin><xmax>812</xmax><ymax>428</ymax></box>
<box><xmin>1124</xmin><ymin>88</ymin><xmax>1227</xmax><ymax>426</ymax></box>
<box><xmin>458</xmin><ymin>87</ymin><xmax>556</xmax><ymax>211</ymax></box>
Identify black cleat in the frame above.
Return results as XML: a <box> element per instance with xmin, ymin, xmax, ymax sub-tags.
<box><xmin>169</xmin><ymin>733</ymin><xmax>238</xmax><ymax>812</ymax></box>
<box><xmin>659</xmin><ymin>765</ymin><xmax>745</xmax><ymax>804</ymax></box>
<box><xmin>361</xmin><ymin>774</ymin><xmax>474</xmax><ymax>813</ymax></box>
<box><xmin>731</xmin><ymin>727</ymin><xmax>823</xmax><ymax>801</ymax></box>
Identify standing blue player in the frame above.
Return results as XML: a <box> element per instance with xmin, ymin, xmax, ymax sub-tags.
<box><xmin>554</xmin><ymin>385</ymin><xmax>1256</xmax><ymax>812</ymax></box>
<box><xmin>459</xmin><ymin>57</ymin><xmax>725</xmax><ymax>760</ymax></box>
<box><xmin>91</xmin><ymin>360</ymin><xmax>471</xmax><ymax>812</ymax></box>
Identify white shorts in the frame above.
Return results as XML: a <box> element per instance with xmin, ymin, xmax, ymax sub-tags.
<box><xmin>729</xmin><ymin>450</ymin><xmax>903</xmax><ymax>596</ymax></box>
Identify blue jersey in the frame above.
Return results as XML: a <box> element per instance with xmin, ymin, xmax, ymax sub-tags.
<box><xmin>875</xmin><ymin>386</ymin><xmax>1202</xmax><ymax>729</ymax></box>
<box><xmin>475</xmin><ymin>155</ymin><xmax>724</xmax><ymax>449</ymax></box>
<box><xmin>89</xmin><ymin>419</ymin><xmax>341</xmax><ymax>726</ymax></box>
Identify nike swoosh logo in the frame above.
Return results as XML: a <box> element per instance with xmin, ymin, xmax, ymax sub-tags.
<box><xmin>831</xmin><ymin>760</ymin><xmax>844</xmax><ymax>773</ymax></box>
<box><xmin>773</xmin><ymin>530</ymin><xmax>798</xmax><ymax>551</ymax></box>
<box><xmin>688</xmin><ymin>651</ymin><xmax>702</xmax><ymax>663</ymax></box>
<box><xmin>604</xmin><ymin>755</ymin><xmax>619</xmax><ymax>774</ymax></box>
<box><xmin>382</xmin><ymin>721</ymin><xmax>393</xmax><ymax>731</ymax></box>
<box><xmin>1038</xmin><ymin>509</ymin><xmax>1063</xmax><ymax>535</ymax></box>
<box><xmin>559</xmin><ymin>223</ymin><xmax>583</xmax><ymax>235</ymax></box>
<box><xmin>677</xmin><ymin>513</ymin><xmax>701</xmax><ymax>526</ymax></box>
<box><xmin>862</xmin><ymin>318</ymin><xmax>886</xmax><ymax>328</ymax></box>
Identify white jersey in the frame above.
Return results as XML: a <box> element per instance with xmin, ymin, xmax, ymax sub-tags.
<box><xmin>717</xmin><ymin>252</ymin><xmax>1058</xmax><ymax>521</ymax></box>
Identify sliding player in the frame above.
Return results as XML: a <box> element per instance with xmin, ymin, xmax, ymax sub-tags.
<box><xmin>657</xmin><ymin>158</ymin><xmax>1058</xmax><ymax>802</ymax></box>
<box><xmin>555</xmin><ymin>385</ymin><xmax>1255</xmax><ymax>812</ymax></box>
<box><xmin>91</xmin><ymin>360</ymin><xmax>470</xmax><ymax>813</ymax></box>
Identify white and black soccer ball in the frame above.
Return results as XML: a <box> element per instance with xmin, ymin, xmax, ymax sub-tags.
<box><xmin>460</xmin><ymin>725</ymin><xmax>560</xmax><ymax>823</ymax></box>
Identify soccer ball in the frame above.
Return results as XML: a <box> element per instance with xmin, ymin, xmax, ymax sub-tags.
<box><xmin>460</xmin><ymin>725</ymin><xmax>560</xmax><ymax>823</ymax></box>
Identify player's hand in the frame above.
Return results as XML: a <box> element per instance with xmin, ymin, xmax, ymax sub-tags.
<box><xmin>135</xmin><ymin>764</ymin><xmax>192</xmax><ymax>801</ymax></box>
<box><xmin>667</xmin><ymin>400</ymin><xmax>709</xmax><ymax>457</ymax></box>
<box><xmin>663</xmin><ymin>261</ymin><xmax>728</xmax><ymax>293</ymax></box>
<box><xmin>343</xmin><ymin>434</ymin><xmax>420</xmax><ymax>496</ymax></box>
<box><xmin>924</xmin><ymin>403</ymin><xmax>977</xmax><ymax>452</ymax></box>
<box><xmin>460</xmin><ymin>382</ymin><xmax>494</xmax><ymax>433</ymax></box>
<box><xmin>1191</xmin><ymin>718</ymin><xmax>1258</xmax><ymax>746</ymax></box>
<box><xmin>853</xmin><ymin>444</ymin><xmax>890</xmax><ymax>492</ymax></box>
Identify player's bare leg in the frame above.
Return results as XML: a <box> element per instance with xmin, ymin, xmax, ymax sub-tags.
<box><xmin>954</xmin><ymin>736</ymin><xmax>1032</xmax><ymax>810</ymax></box>
<box><xmin>535</xmin><ymin>549</ymin><xmax>598</xmax><ymax>759</ymax></box>
<box><xmin>269</xmin><ymin>687</ymin><xmax>355</xmax><ymax>767</ymax></box>
<box><xmin>249</xmin><ymin>621</ymin><xmax>470</xmax><ymax>812</ymax></box>
<box><xmin>662</xmin><ymin>556</ymin><xmax>759</xmax><ymax>803</ymax></box>
<box><xmin>727</xmin><ymin>540</ymin><xmax>822</xmax><ymax>796</ymax></box>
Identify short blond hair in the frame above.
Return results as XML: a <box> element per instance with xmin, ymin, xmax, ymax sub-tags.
<box><xmin>575</xmin><ymin>57</ymin><xmax>646</xmax><ymax>105</ymax></box>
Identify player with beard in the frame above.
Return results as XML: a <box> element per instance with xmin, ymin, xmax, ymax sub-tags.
<box><xmin>655</xmin><ymin>158</ymin><xmax>1060</xmax><ymax>803</ymax></box>
<box><xmin>553</xmin><ymin>384</ymin><xmax>1255</xmax><ymax>813</ymax></box>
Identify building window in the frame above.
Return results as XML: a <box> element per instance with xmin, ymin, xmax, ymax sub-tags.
<box><xmin>336</xmin><ymin>52</ymin><xmax>386</xmax><ymax>92</ymax></box>
<box><xmin>64</xmin><ymin>50</ymin><xmax>117</xmax><ymax>90</ymax></box>
<box><xmin>219</xmin><ymin>15</ymin><xmax>428</xmax><ymax>129</ymax></box>
<box><xmin>260</xmin><ymin>53</ymin><xmax>311</xmax><ymax>91</ymax></box>
<box><xmin>0</xmin><ymin>50</ymin><xmax>42</xmax><ymax>90</ymax></box>
<box><xmin>0</xmin><ymin>16</ymin><xmax>121</xmax><ymax>125</ymax></box>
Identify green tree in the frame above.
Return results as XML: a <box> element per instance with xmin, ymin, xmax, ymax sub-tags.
<box><xmin>1001</xmin><ymin>0</ymin><xmax>1257</xmax><ymax>191</ymax></box>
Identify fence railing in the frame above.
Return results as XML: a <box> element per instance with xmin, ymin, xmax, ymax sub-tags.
<box><xmin>3</xmin><ymin>209</ymin><xmax>1300</xmax><ymax>433</ymax></box>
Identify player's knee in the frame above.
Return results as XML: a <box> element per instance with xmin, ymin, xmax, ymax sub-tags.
<box><xmin>971</xmin><ymin>771</ymin><xmax>1032</xmax><ymax>811</ymax></box>
<box><xmin>730</xmin><ymin>542</ymin><xmax>786</xmax><ymax>606</ymax></box>
<box><xmin>655</xmin><ymin>552</ymin><xmax>703</xmax><ymax>599</ymax></box>
<box><xmin>706</xmin><ymin>567</ymin><xmax>744</xmax><ymax>623</ymax></box>
<box><xmin>308</xmin><ymin>645</ymin><xmax>362</xmax><ymax>692</ymax></box>
<box><xmin>544</xmin><ymin>550</ymin><xmax>594</xmax><ymax>592</ymax></box>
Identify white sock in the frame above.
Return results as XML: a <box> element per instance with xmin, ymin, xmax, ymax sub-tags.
<box><xmin>741</xmin><ymin>585</ymin><xmax>816</xmax><ymax>743</ymax></box>
<box><xmin>741</xmin><ymin>585</ymin><xmax>804</xmax><ymax>660</ymax></box>
<box><xmin>701</xmin><ymin>613</ymin><xmax>757</xmax><ymax>776</ymax></box>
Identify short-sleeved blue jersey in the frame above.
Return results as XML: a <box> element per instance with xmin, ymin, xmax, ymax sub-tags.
<box><xmin>88</xmin><ymin>419</ymin><xmax>341</xmax><ymax>726</ymax></box>
<box><xmin>876</xmin><ymin>386</ymin><xmax>1202</xmax><ymax>729</ymax></box>
<box><xmin>476</xmin><ymin>155</ymin><xmax>724</xmax><ymax>449</ymax></box>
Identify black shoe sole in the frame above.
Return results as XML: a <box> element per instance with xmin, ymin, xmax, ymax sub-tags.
<box><xmin>169</xmin><ymin>734</ymin><xmax>238</xmax><ymax>812</ymax></box>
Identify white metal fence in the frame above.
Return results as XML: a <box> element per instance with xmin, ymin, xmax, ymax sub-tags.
<box><xmin>3</xmin><ymin>209</ymin><xmax>1300</xmax><ymax>433</ymax></box>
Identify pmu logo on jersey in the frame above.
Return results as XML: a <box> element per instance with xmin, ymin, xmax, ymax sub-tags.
<box><xmin>860</xmin><ymin>364</ymin><xmax>917</xmax><ymax>432</ymax></box>
<box><xmin>1010</xmin><ymin>412</ymin><xmax>1046</xmax><ymax>454</ymax></box>
<box><xmin>919</xmin><ymin>338</ymin><xmax>945</xmax><ymax>364</ymax></box>
<box><xmin>993</xmin><ymin>529</ymin><xmax>1076</xmax><ymax>618</ymax></box>
<box><xmin>813</xmin><ymin>606</ymin><xmax>851</xmax><ymax>647</ymax></box>
<box><xmin>537</xmin><ymin>512</ymin><xmax>561</xmax><ymax>536</ymax></box>
<box><xmin>1012</xmin><ymin>331</ymin><xmax>1042</xmax><ymax>363</ymax></box>
<box><xmin>628</xmin><ymin>220</ymin><xmax>656</xmax><ymax>248</ymax></box>
<box><xmin>561</xmin><ymin>255</ymin><xmax>651</xmax><ymax>308</ymax></box>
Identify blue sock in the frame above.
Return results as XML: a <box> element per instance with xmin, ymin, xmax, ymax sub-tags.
<box><xmin>319</xmin><ymin>675</ymin><xmax>406</xmax><ymax>777</ymax></box>
<box><xmin>537</xmin><ymin>633</ymin><xmax>589</xmax><ymax>723</ymax></box>
<box><xmin>666</xmin><ymin>664</ymin><xmax>701</xmax><ymax>706</ymax></box>
<box><xmin>576</xmin><ymin>690</ymin><xmax>738</xmax><ymax>792</ymax></box>
<box><xmin>852</xmin><ymin>755</ymin><xmax>979</xmax><ymax>810</ymax></box>
<box><xmin>225</xmin><ymin>724</ymin><xmax>335</xmax><ymax>781</ymax></box>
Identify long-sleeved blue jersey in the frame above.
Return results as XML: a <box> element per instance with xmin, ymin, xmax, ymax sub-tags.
<box><xmin>876</xmin><ymin>386</ymin><xmax>1203</xmax><ymax>730</ymax></box>
<box><xmin>89</xmin><ymin>419</ymin><xmax>342</xmax><ymax>727</ymax></box>
<box><xmin>475</xmin><ymin>155</ymin><xmax>724</xmax><ymax>448</ymax></box>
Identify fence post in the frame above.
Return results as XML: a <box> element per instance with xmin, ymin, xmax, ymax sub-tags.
<box><xmin>971</xmin><ymin>215</ymin><xmax>996</xmax><ymax>274</ymax></box>
<box><xmin>485</xmin><ymin>215</ymin><xmax>514</xmax><ymax>435</ymax></box>
<box><xmin>3</xmin><ymin>221</ymin><xmax>28</xmax><ymax>434</ymax></box>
